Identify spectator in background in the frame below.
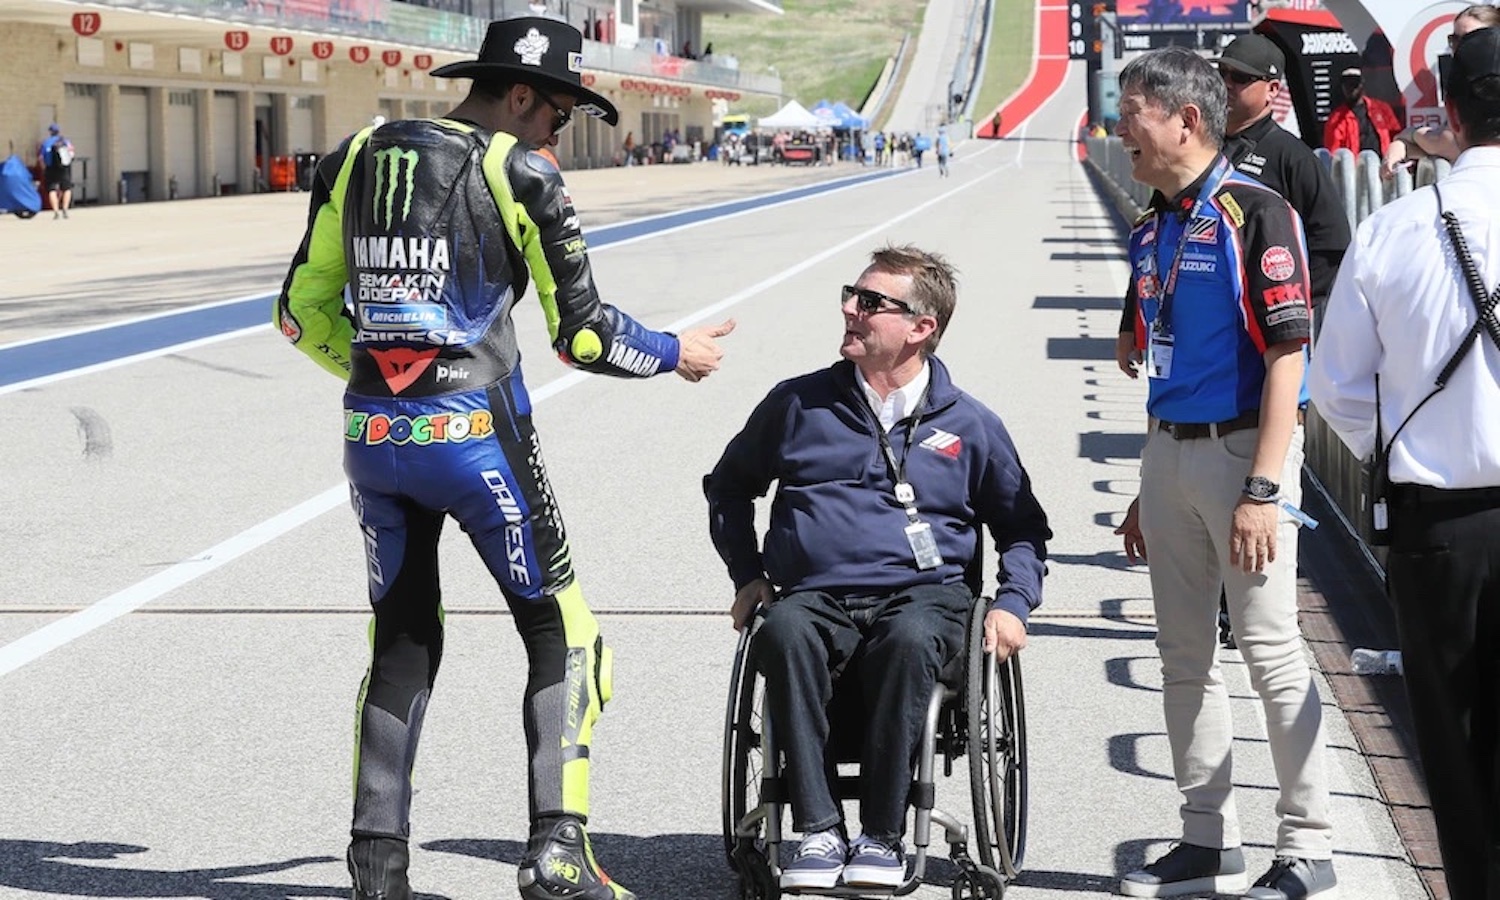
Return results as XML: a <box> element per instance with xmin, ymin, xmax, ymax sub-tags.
<box><xmin>1323</xmin><ymin>67</ymin><xmax>1401</xmax><ymax>156</ymax></box>
<box><xmin>1382</xmin><ymin>3</ymin><xmax>1500</xmax><ymax>177</ymax></box>
<box><xmin>37</xmin><ymin>123</ymin><xmax>75</xmax><ymax>219</ymax></box>
<box><xmin>681</xmin><ymin>39</ymin><xmax>695</xmax><ymax>60</ymax></box>
<box><xmin>623</xmin><ymin>130</ymin><xmax>636</xmax><ymax>166</ymax></box>
<box><xmin>936</xmin><ymin>125</ymin><xmax>951</xmax><ymax>177</ymax></box>
<box><xmin>702</xmin><ymin>42</ymin><xmax>715</xmax><ymax>64</ymax></box>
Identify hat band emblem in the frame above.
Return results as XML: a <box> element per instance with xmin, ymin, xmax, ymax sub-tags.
<box><xmin>514</xmin><ymin>28</ymin><xmax>549</xmax><ymax>66</ymax></box>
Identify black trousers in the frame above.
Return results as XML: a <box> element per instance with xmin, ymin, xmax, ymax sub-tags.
<box><xmin>753</xmin><ymin>583</ymin><xmax>971</xmax><ymax>843</ymax></box>
<box><xmin>1388</xmin><ymin>487</ymin><xmax>1500</xmax><ymax>900</ymax></box>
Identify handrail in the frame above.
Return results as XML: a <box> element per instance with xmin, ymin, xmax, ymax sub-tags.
<box><xmin>1082</xmin><ymin>133</ymin><xmax>1454</xmax><ymax>570</ymax></box>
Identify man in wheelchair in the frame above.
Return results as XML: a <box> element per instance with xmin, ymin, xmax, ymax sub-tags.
<box><xmin>704</xmin><ymin>245</ymin><xmax>1051</xmax><ymax>890</ymax></box>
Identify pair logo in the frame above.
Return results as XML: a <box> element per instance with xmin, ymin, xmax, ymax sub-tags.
<box><xmin>372</xmin><ymin>146</ymin><xmax>418</xmax><ymax>229</ymax></box>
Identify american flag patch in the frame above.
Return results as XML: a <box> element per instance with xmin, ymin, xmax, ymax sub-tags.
<box><xmin>1186</xmin><ymin>216</ymin><xmax>1218</xmax><ymax>244</ymax></box>
<box><xmin>921</xmin><ymin>429</ymin><xmax>962</xmax><ymax>458</ymax></box>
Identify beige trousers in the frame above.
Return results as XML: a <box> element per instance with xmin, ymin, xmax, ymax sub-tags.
<box><xmin>1138</xmin><ymin>424</ymin><xmax>1333</xmax><ymax>857</ymax></box>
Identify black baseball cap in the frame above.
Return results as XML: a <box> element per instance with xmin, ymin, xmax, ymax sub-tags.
<box><xmin>1448</xmin><ymin>26</ymin><xmax>1500</xmax><ymax>94</ymax></box>
<box><xmin>1215</xmin><ymin>35</ymin><xmax>1285</xmax><ymax>81</ymax></box>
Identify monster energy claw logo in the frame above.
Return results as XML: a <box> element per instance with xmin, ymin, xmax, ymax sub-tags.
<box><xmin>373</xmin><ymin>146</ymin><xmax>418</xmax><ymax>228</ymax></box>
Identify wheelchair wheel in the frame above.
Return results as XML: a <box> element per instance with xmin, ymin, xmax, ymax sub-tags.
<box><xmin>967</xmin><ymin>605</ymin><xmax>1028</xmax><ymax>880</ymax></box>
<box><xmin>722</xmin><ymin>617</ymin><xmax>768</xmax><ymax>867</ymax></box>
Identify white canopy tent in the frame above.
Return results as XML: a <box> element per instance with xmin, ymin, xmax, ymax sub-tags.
<box><xmin>757</xmin><ymin>100</ymin><xmax>824</xmax><ymax>130</ymax></box>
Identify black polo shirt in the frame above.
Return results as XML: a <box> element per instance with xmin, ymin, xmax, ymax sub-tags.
<box><xmin>1223</xmin><ymin>114</ymin><xmax>1350</xmax><ymax>303</ymax></box>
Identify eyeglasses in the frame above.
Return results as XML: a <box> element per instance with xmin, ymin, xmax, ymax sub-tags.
<box><xmin>841</xmin><ymin>284</ymin><xmax>916</xmax><ymax>316</ymax></box>
<box><xmin>1222</xmin><ymin>70</ymin><xmax>1267</xmax><ymax>86</ymax></box>
<box><xmin>530</xmin><ymin>86</ymin><xmax>573</xmax><ymax>134</ymax></box>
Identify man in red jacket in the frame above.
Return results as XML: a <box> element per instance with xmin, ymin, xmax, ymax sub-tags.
<box><xmin>1323</xmin><ymin>67</ymin><xmax>1401</xmax><ymax>155</ymax></box>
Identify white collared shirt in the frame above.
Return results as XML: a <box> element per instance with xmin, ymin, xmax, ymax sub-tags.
<box><xmin>1309</xmin><ymin>146</ymin><xmax>1500</xmax><ymax>488</ymax></box>
<box><xmin>856</xmin><ymin>362</ymin><xmax>931</xmax><ymax>432</ymax></box>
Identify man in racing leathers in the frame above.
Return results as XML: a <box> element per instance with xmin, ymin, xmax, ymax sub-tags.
<box><xmin>274</xmin><ymin>17</ymin><xmax>733</xmax><ymax>900</ymax></box>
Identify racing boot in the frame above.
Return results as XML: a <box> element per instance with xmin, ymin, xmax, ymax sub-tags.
<box><xmin>347</xmin><ymin>836</ymin><xmax>412</xmax><ymax>900</ymax></box>
<box><xmin>518</xmin><ymin>817</ymin><xmax>636</xmax><ymax>900</ymax></box>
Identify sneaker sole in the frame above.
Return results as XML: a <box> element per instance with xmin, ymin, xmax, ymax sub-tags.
<box><xmin>780</xmin><ymin>869</ymin><xmax>843</xmax><ymax>890</ymax></box>
<box><xmin>841</xmin><ymin>865</ymin><xmax>905</xmax><ymax>888</ymax></box>
<box><xmin>1119</xmin><ymin>873</ymin><xmax>1249</xmax><ymax>898</ymax></box>
<box><xmin>1246</xmin><ymin>885</ymin><xmax>1338</xmax><ymax>900</ymax></box>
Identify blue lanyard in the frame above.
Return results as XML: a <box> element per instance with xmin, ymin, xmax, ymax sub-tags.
<box><xmin>1151</xmin><ymin>156</ymin><xmax>1232</xmax><ymax>336</ymax></box>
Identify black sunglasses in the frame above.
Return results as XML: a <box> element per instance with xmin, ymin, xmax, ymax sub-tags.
<box><xmin>841</xmin><ymin>284</ymin><xmax>916</xmax><ymax>316</ymax></box>
<box><xmin>530</xmin><ymin>86</ymin><xmax>573</xmax><ymax>134</ymax></box>
<box><xmin>1222</xmin><ymin>70</ymin><xmax>1267</xmax><ymax>86</ymax></box>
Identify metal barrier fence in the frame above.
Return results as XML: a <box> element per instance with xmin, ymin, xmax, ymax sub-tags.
<box><xmin>1082</xmin><ymin>135</ymin><xmax>1452</xmax><ymax>565</ymax></box>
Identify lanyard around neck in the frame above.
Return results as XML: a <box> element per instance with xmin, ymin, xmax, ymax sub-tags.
<box><xmin>1154</xmin><ymin>156</ymin><xmax>1232</xmax><ymax>333</ymax></box>
<box><xmin>863</xmin><ymin>383</ymin><xmax>930</xmax><ymax>512</ymax></box>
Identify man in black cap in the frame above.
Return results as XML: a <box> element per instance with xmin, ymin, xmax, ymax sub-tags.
<box><xmin>1216</xmin><ymin>35</ymin><xmax>1348</xmax><ymax>313</ymax></box>
<box><xmin>276</xmin><ymin>15</ymin><xmax>733</xmax><ymax>900</ymax></box>
<box><xmin>1310</xmin><ymin>26</ymin><xmax>1500</xmax><ymax>900</ymax></box>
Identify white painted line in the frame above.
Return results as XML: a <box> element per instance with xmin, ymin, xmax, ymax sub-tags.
<box><xmin>0</xmin><ymin>326</ymin><xmax>267</xmax><ymax>398</ymax></box>
<box><xmin>0</xmin><ymin>156</ymin><xmax>1016</xmax><ymax>678</ymax></box>
<box><xmin>0</xmin><ymin>290</ymin><xmax>278</xmax><ymax>353</ymax></box>
<box><xmin>0</xmin><ymin>485</ymin><xmax>345</xmax><ymax>677</ymax></box>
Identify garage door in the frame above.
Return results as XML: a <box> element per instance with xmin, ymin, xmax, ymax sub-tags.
<box><xmin>213</xmin><ymin>91</ymin><xmax>239</xmax><ymax>193</ymax></box>
<box><xmin>166</xmin><ymin>90</ymin><xmax>198</xmax><ymax>198</ymax></box>
<box><xmin>118</xmin><ymin>87</ymin><xmax>149</xmax><ymax>201</ymax></box>
<box><xmin>288</xmin><ymin>94</ymin><xmax>314</xmax><ymax>154</ymax></box>
<box><xmin>63</xmin><ymin>83</ymin><xmax>100</xmax><ymax>205</ymax></box>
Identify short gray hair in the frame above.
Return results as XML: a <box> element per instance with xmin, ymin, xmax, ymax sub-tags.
<box><xmin>1118</xmin><ymin>47</ymin><xmax>1226</xmax><ymax>148</ymax></box>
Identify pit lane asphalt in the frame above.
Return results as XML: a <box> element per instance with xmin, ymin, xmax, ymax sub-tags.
<box><xmin>0</xmin><ymin>64</ymin><xmax>1426</xmax><ymax>900</ymax></box>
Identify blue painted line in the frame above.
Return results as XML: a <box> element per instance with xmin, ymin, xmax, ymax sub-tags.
<box><xmin>0</xmin><ymin>167</ymin><xmax>901</xmax><ymax>390</ymax></box>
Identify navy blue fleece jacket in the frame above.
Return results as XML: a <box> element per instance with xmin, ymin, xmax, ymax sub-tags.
<box><xmin>704</xmin><ymin>358</ymin><xmax>1050</xmax><ymax>623</ymax></box>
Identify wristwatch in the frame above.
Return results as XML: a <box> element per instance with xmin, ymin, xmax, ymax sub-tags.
<box><xmin>1243</xmin><ymin>475</ymin><xmax>1280</xmax><ymax>502</ymax></box>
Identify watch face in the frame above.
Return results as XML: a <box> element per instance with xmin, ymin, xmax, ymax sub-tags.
<box><xmin>1246</xmin><ymin>476</ymin><xmax>1278</xmax><ymax>498</ymax></box>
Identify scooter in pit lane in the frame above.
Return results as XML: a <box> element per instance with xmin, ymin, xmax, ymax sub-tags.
<box><xmin>0</xmin><ymin>155</ymin><xmax>43</xmax><ymax>219</ymax></box>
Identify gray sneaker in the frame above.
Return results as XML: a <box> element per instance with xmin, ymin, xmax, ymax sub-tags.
<box><xmin>1120</xmin><ymin>843</ymin><xmax>1247</xmax><ymax>898</ymax></box>
<box><xmin>1245</xmin><ymin>856</ymin><xmax>1338</xmax><ymax>899</ymax></box>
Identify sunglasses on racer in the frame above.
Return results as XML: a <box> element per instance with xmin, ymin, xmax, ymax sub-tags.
<box><xmin>529</xmin><ymin>85</ymin><xmax>573</xmax><ymax>134</ymax></box>
<box><xmin>841</xmin><ymin>284</ymin><xmax>917</xmax><ymax>316</ymax></box>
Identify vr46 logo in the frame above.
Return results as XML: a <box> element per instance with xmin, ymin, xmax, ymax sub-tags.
<box><xmin>373</xmin><ymin>146</ymin><xmax>418</xmax><ymax>228</ymax></box>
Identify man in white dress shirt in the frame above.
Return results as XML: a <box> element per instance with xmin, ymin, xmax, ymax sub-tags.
<box><xmin>1309</xmin><ymin>27</ymin><xmax>1500</xmax><ymax>900</ymax></box>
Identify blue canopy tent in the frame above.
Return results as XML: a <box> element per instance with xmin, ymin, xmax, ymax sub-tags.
<box><xmin>832</xmin><ymin>101</ymin><xmax>868</xmax><ymax>130</ymax></box>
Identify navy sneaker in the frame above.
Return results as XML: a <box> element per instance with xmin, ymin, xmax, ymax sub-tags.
<box><xmin>1120</xmin><ymin>843</ymin><xmax>1247</xmax><ymax>897</ymax></box>
<box><xmin>517</xmin><ymin>818</ymin><xmax>636</xmax><ymax>900</ymax></box>
<box><xmin>780</xmin><ymin>828</ymin><xmax>847</xmax><ymax>890</ymax></box>
<box><xmin>347</xmin><ymin>836</ymin><xmax>411</xmax><ymax>900</ymax></box>
<box><xmin>842</xmin><ymin>834</ymin><xmax>906</xmax><ymax>888</ymax></box>
<box><xmin>1246</xmin><ymin>856</ymin><xmax>1338</xmax><ymax>899</ymax></box>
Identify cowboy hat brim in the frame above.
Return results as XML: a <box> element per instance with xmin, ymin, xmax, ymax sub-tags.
<box><xmin>430</xmin><ymin>61</ymin><xmax>619</xmax><ymax>126</ymax></box>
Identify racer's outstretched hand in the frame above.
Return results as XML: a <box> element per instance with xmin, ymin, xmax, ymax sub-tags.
<box><xmin>676</xmin><ymin>318</ymin><xmax>736</xmax><ymax>382</ymax></box>
<box><xmin>730</xmin><ymin>577</ymin><xmax>773</xmax><ymax>632</ymax></box>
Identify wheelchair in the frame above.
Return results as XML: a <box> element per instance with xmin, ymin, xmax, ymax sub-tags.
<box><xmin>722</xmin><ymin>592</ymin><xmax>1028</xmax><ymax>899</ymax></box>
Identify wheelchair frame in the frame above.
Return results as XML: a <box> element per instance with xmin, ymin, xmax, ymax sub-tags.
<box><xmin>722</xmin><ymin>594</ymin><xmax>1028</xmax><ymax>899</ymax></box>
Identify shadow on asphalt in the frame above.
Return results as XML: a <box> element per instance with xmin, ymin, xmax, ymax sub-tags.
<box><xmin>0</xmin><ymin>839</ymin><xmax>384</xmax><ymax>899</ymax></box>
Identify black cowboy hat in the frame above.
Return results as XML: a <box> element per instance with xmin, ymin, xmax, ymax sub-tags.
<box><xmin>432</xmin><ymin>17</ymin><xmax>618</xmax><ymax>126</ymax></box>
